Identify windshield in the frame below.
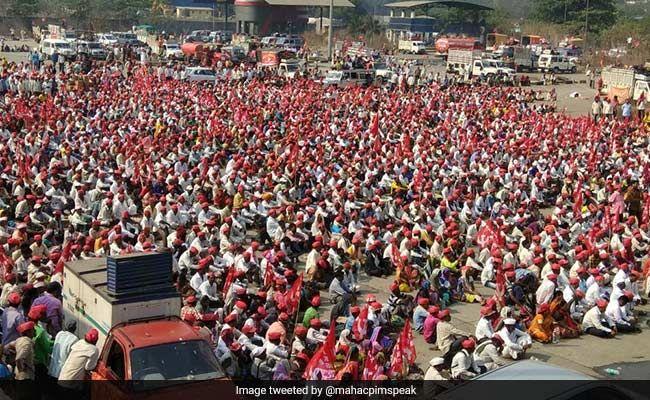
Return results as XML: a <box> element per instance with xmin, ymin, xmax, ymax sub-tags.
<box><xmin>105</xmin><ymin>34</ymin><xmax>116</xmax><ymax>40</ymax></box>
<box><xmin>55</xmin><ymin>43</ymin><xmax>71</xmax><ymax>49</ymax></box>
<box><xmin>167</xmin><ymin>44</ymin><xmax>180</xmax><ymax>49</ymax></box>
<box><xmin>285</xmin><ymin>64</ymin><xmax>299</xmax><ymax>71</ymax></box>
<box><xmin>130</xmin><ymin>340</ymin><xmax>224</xmax><ymax>389</ymax></box>
<box><xmin>87</xmin><ymin>43</ymin><xmax>101</xmax><ymax>49</ymax></box>
<box><xmin>123</xmin><ymin>33</ymin><xmax>137</xmax><ymax>39</ymax></box>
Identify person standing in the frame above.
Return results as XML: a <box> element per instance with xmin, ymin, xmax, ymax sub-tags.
<box><xmin>2</xmin><ymin>292</ymin><xmax>25</xmax><ymax>345</ymax></box>
<box><xmin>621</xmin><ymin>98</ymin><xmax>633</xmax><ymax>122</ymax></box>
<box><xmin>58</xmin><ymin>329</ymin><xmax>100</xmax><ymax>392</ymax></box>
<box><xmin>48</xmin><ymin>321</ymin><xmax>79</xmax><ymax>380</ymax></box>
<box><xmin>637</xmin><ymin>92</ymin><xmax>646</xmax><ymax>120</ymax></box>
<box><xmin>9</xmin><ymin>321</ymin><xmax>36</xmax><ymax>380</ymax></box>
<box><xmin>591</xmin><ymin>96</ymin><xmax>602</xmax><ymax>123</ymax></box>
<box><xmin>602</xmin><ymin>97</ymin><xmax>613</xmax><ymax>120</ymax></box>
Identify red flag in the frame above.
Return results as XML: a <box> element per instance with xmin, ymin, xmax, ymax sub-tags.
<box><xmin>476</xmin><ymin>220</ymin><xmax>503</xmax><ymax>248</ymax></box>
<box><xmin>573</xmin><ymin>187</ymin><xmax>583</xmax><ymax>217</ymax></box>
<box><xmin>369</xmin><ymin>113</ymin><xmax>379</xmax><ymax>136</ymax></box>
<box><xmin>0</xmin><ymin>247</ymin><xmax>14</xmax><ymax>276</ymax></box>
<box><xmin>362</xmin><ymin>352</ymin><xmax>380</xmax><ymax>380</ymax></box>
<box><xmin>389</xmin><ymin>319</ymin><xmax>416</xmax><ymax>377</ymax></box>
<box><xmin>303</xmin><ymin>321</ymin><xmax>336</xmax><ymax>380</ymax></box>
<box><xmin>222</xmin><ymin>266</ymin><xmax>235</xmax><ymax>297</ymax></box>
<box><xmin>351</xmin><ymin>305</ymin><xmax>369</xmax><ymax>340</ymax></box>
<box><xmin>284</xmin><ymin>273</ymin><xmax>303</xmax><ymax>315</ymax></box>
<box><xmin>263</xmin><ymin>262</ymin><xmax>275</xmax><ymax>288</ymax></box>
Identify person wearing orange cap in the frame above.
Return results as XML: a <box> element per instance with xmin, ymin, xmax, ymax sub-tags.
<box><xmin>582</xmin><ymin>299</ymin><xmax>616</xmax><ymax>338</ymax></box>
<box><xmin>2</xmin><ymin>291</ymin><xmax>24</xmax><ymax>345</ymax></box>
<box><xmin>527</xmin><ymin>303</ymin><xmax>555</xmax><ymax>343</ymax></box>
<box><xmin>436</xmin><ymin>309</ymin><xmax>469</xmax><ymax>355</ymax></box>
<box><xmin>475</xmin><ymin>335</ymin><xmax>508</xmax><ymax>371</ymax></box>
<box><xmin>306</xmin><ymin>318</ymin><xmax>328</xmax><ymax>347</ymax></box>
<box><xmin>8</xmin><ymin>321</ymin><xmax>36</xmax><ymax>380</ymax></box>
<box><xmin>450</xmin><ymin>338</ymin><xmax>481</xmax><ymax>379</ymax></box>
<box><xmin>302</xmin><ymin>295</ymin><xmax>321</xmax><ymax>328</ymax></box>
<box><xmin>58</xmin><ymin>328</ymin><xmax>100</xmax><ymax>387</ymax></box>
<box><xmin>475</xmin><ymin>306</ymin><xmax>497</xmax><ymax>341</ymax></box>
<box><xmin>605</xmin><ymin>292</ymin><xmax>640</xmax><ymax>333</ymax></box>
<box><xmin>413</xmin><ymin>297</ymin><xmax>430</xmax><ymax>332</ymax></box>
<box><xmin>535</xmin><ymin>273</ymin><xmax>557</xmax><ymax>306</ymax></box>
<box><xmin>585</xmin><ymin>275</ymin><xmax>606</xmax><ymax>308</ymax></box>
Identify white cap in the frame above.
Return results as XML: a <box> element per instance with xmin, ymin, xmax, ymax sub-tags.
<box><xmin>503</xmin><ymin>318</ymin><xmax>517</xmax><ymax>325</ymax></box>
<box><xmin>429</xmin><ymin>357</ymin><xmax>445</xmax><ymax>367</ymax></box>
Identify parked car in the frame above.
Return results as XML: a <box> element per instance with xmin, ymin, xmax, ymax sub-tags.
<box><xmin>436</xmin><ymin>360</ymin><xmax>642</xmax><ymax>400</ymax></box>
<box><xmin>40</xmin><ymin>38</ymin><xmax>76</xmax><ymax>59</ymax></box>
<box><xmin>323</xmin><ymin>69</ymin><xmax>376</xmax><ymax>87</ymax></box>
<box><xmin>183</xmin><ymin>67</ymin><xmax>217</xmax><ymax>83</ymax></box>
<box><xmin>76</xmin><ymin>41</ymin><xmax>107</xmax><ymax>59</ymax></box>
<box><xmin>162</xmin><ymin>42</ymin><xmax>184</xmax><ymax>59</ymax></box>
<box><xmin>97</xmin><ymin>33</ymin><xmax>119</xmax><ymax>47</ymax></box>
<box><xmin>538</xmin><ymin>53</ymin><xmax>577</xmax><ymax>73</ymax></box>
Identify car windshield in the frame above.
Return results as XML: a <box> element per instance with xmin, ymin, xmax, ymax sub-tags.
<box><xmin>167</xmin><ymin>44</ymin><xmax>180</xmax><ymax>49</ymax></box>
<box><xmin>55</xmin><ymin>43</ymin><xmax>71</xmax><ymax>49</ymax></box>
<box><xmin>130</xmin><ymin>340</ymin><xmax>224</xmax><ymax>390</ymax></box>
<box><xmin>105</xmin><ymin>34</ymin><xmax>116</xmax><ymax>40</ymax></box>
<box><xmin>326</xmin><ymin>71</ymin><xmax>342</xmax><ymax>80</ymax></box>
<box><xmin>285</xmin><ymin>64</ymin><xmax>299</xmax><ymax>71</ymax></box>
<box><xmin>87</xmin><ymin>43</ymin><xmax>101</xmax><ymax>49</ymax></box>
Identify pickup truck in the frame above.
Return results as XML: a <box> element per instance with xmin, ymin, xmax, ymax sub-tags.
<box><xmin>63</xmin><ymin>253</ymin><xmax>227</xmax><ymax>398</ymax></box>
<box><xmin>398</xmin><ymin>40</ymin><xmax>427</xmax><ymax>54</ymax></box>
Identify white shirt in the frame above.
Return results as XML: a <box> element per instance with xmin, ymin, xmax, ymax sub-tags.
<box><xmin>585</xmin><ymin>283</ymin><xmax>603</xmax><ymax>307</ymax></box>
<box><xmin>535</xmin><ymin>279</ymin><xmax>556</xmax><ymax>305</ymax></box>
<box><xmin>57</xmin><ymin>339</ymin><xmax>100</xmax><ymax>382</ymax></box>
<box><xmin>198</xmin><ymin>280</ymin><xmax>219</xmax><ymax>301</ymax></box>
<box><xmin>48</xmin><ymin>331</ymin><xmax>79</xmax><ymax>378</ymax></box>
<box><xmin>450</xmin><ymin>350</ymin><xmax>479</xmax><ymax>379</ymax></box>
<box><xmin>582</xmin><ymin>306</ymin><xmax>613</xmax><ymax>333</ymax></box>
<box><xmin>474</xmin><ymin>317</ymin><xmax>494</xmax><ymax>340</ymax></box>
<box><xmin>189</xmin><ymin>272</ymin><xmax>206</xmax><ymax>292</ymax></box>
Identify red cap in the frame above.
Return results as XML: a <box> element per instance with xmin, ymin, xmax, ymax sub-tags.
<box><xmin>17</xmin><ymin>321</ymin><xmax>35</xmax><ymax>334</ymax></box>
<box><xmin>268</xmin><ymin>331</ymin><xmax>282</xmax><ymax>341</ymax></box>
<box><xmin>596</xmin><ymin>299</ymin><xmax>608</xmax><ymax>308</ymax></box>
<box><xmin>7</xmin><ymin>292</ymin><xmax>20</xmax><ymax>306</ymax></box>
<box><xmin>85</xmin><ymin>328</ymin><xmax>99</xmax><ymax>344</ymax></box>
<box><xmin>461</xmin><ymin>339</ymin><xmax>475</xmax><ymax>350</ymax></box>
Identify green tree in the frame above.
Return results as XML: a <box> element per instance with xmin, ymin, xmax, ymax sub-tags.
<box><xmin>533</xmin><ymin>0</ymin><xmax>617</xmax><ymax>35</ymax></box>
<box><xmin>8</xmin><ymin>0</ymin><xmax>40</xmax><ymax>16</ymax></box>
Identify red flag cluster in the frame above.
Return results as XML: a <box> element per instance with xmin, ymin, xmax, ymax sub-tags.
<box><xmin>303</xmin><ymin>320</ymin><xmax>336</xmax><ymax>380</ymax></box>
<box><xmin>388</xmin><ymin>319</ymin><xmax>416</xmax><ymax>378</ymax></box>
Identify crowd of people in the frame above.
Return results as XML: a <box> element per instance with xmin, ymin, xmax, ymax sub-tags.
<box><xmin>0</xmin><ymin>44</ymin><xmax>648</xmax><ymax>391</ymax></box>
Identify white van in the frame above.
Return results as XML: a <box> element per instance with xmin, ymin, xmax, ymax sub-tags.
<box><xmin>41</xmin><ymin>38</ymin><xmax>76</xmax><ymax>59</ymax></box>
<box><xmin>538</xmin><ymin>54</ymin><xmax>577</xmax><ymax>73</ymax></box>
<box><xmin>323</xmin><ymin>69</ymin><xmax>376</xmax><ymax>87</ymax></box>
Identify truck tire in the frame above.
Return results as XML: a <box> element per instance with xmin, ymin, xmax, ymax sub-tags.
<box><xmin>570</xmin><ymin>66</ymin><xmax>577</xmax><ymax>73</ymax></box>
<box><xmin>553</xmin><ymin>67</ymin><xmax>560</xmax><ymax>74</ymax></box>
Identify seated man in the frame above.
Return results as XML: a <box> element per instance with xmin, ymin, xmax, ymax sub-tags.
<box><xmin>497</xmin><ymin>318</ymin><xmax>532</xmax><ymax>359</ymax></box>
<box><xmin>582</xmin><ymin>299</ymin><xmax>616</xmax><ymax>338</ymax></box>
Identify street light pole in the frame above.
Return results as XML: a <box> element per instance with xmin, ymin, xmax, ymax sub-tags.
<box><xmin>564</xmin><ymin>0</ymin><xmax>567</xmax><ymax>23</ymax></box>
<box><xmin>327</xmin><ymin>0</ymin><xmax>334</xmax><ymax>63</ymax></box>
<box><xmin>584</xmin><ymin>0</ymin><xmax>589</xmax><ymax>49</ymax></box>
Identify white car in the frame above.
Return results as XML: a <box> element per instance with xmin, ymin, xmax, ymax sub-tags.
<box><xmin>76</xmin><ymin>41</ymin><xmax>107</xmax><ymax>59</ymax></box>
<box><xmin>162</xmin><ymin>43</ymin><xmax>184</xmax><ymax>59</ymax></box>
<box><xmin>436</xmin><ymin>360</ymin><xmax>643</xmax><ymax>400</ymax></box>
<box><xmin>40</xmin><ymin>38</ymin><xmax>76</xmax><ymax>59</ymax></box>
<box><xmin>97</xmin><ymin>33</ymin><xmax>118</xmax><ymax>47</ymax></box>
<box><xmin>183</xmin><ymin>67</ymin><xmax>217</xmax><ymax>83</ymax></box>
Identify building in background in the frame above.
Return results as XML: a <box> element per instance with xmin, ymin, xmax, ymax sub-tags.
<box><xmin>385</xmin><ymin>0</ymin><xmax>493</xmax><ymax>44</ymax></box>
<box><xmin>234</xmin><ymin>0</ymin><xmax>354</xmax><ymax>36</ymax></box>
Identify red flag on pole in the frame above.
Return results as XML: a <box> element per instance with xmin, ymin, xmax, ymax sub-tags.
<box><xmin>303</xmin><ymin>321</ymin><xmax>336</xmax><ymax>380</ymax></box>
<box><xmin>573</xmin><ymin>187</ymin><xmax>583</xmax><ymax>217</ymax></box>
<box><xmin>284</xmin><ymin>273</ymin><xmax>303</xmax><ymax>315</ymax></box>
<box><xmin>263</xmin><ymin>262</ymin><xmax>275</xmax><ymax>288</ymax></box>
<box><xmin>351</xmin><ymin>305</ymin><xmax>368</xmax><ymax>340</ymax></box>
<box><xmin>388</xmin><ymin>319</ymin><xmax>416</xmax><ymax>377</ymax></box>
<box><xmin>369</xmin><ymin>113</ymin><xmax>379</xmax><ymax>136</ymax></box>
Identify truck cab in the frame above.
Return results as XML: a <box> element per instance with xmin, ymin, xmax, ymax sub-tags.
<box><xmin>162</xmin><ymin>42</ymin><xmax>184</xmax><ymax>60</ymax></box>
<box><xmin>91</xmin><ymin>318</ymin><xmax>226</xmax><ymax>399</ymax></box>
<box><xmin>399</xmin><ymin>40</ymin><xmax>427</xmax><ymax>54</ymax></box>
<box><xmin>278</xmin><ymin>60</ymin><xmax>303</xmax><ymax>78</ymax></box>
<box><xmin>472</xmin><ymin>58</ymin><xmax>515</xmax><ymax>78</ymax></box>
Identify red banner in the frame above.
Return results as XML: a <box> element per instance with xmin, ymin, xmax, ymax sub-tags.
<box><xmin>476</xmin><ymin>220</ymin><xmax>503</xmax><ymax>248</ymax></box>
<box><xmin>303</xmin><ymin>322</ymin><xmax>336</xmax><ymax>380</ymax></box>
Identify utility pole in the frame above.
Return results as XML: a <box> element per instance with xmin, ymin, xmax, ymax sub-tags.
<box><xmin>327</xmin><ymin>0</ymin><xmax>334</xmax><ymax>63</ymax></box>
<box><xmin>564</xmin><ymin>0</ymin><xmax>568</xmax><ymax>23</ymax></box>
<box><xmin>584</xmin><ymin>0</ymin><xmax>589</xmax><ymax>49</ymax></box>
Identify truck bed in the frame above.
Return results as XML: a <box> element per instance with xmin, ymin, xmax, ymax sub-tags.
<box><xmin>65</xmin><ymin>257</ymin><xmax>179</xmax><ymax>306</ymax></box>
